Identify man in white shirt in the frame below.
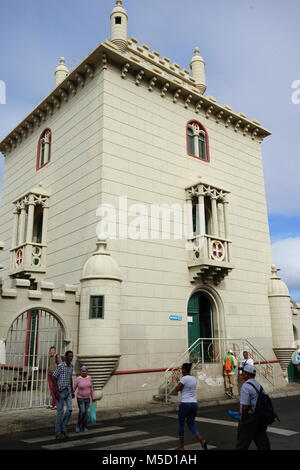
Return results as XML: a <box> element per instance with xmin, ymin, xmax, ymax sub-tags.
<box><xmin>235</xmin><ymin>364</ymin><xmax>271</xmax><ymax>450</ymax></box>
<box><xmin>238</xmin><ymin>351</ymin><xmax>254</xmax><ymax>393</ymax></box>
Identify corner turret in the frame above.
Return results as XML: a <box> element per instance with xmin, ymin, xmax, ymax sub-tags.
<box><xmin>190</xmin><ymin>47</ymin><xmax>206</xmax><ymax>94</ymax></box>
<box><xmin>110</xmin><ymin>0</ymin><xmax>128</xmax><ymax>51</ymax></box>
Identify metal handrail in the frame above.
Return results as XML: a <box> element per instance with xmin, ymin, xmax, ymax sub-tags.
<box><xmin>163</xmin><ymin>337</ymin><xmax>276</xmax><ymax>403</ymax></box>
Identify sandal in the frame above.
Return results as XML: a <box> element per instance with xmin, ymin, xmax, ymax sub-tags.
<box><xmin>202</xmin><ymin>440</ymin><xmax>208</xmax><ymax>451</ymax></box>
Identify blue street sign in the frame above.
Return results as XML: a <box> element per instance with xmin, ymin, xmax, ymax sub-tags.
<box><xmin>169</xmin><ymin>315</ymin><xmax>182</xmax><ymax>321</ymax></box>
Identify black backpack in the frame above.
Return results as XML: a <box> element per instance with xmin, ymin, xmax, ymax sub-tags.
<box><xmin>248</xmin><ymin>382</ymin><xmax>279</xmax><ymax>426</ymax></box>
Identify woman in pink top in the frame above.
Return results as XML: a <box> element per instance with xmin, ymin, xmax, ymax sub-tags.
<box><xmin>73</xmin><ymin>366</ymin><xmax>96</xmax><ymax>432</ymax></box>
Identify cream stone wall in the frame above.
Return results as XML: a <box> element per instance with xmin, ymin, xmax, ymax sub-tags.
<box><xmin>79</xmin><ymin>279</ymin><xmax>122</xmax><ymax>356</ymax></box>
<box><xmin>87</xmin><ymin>62</ymin><xmax>276</xmax><ymax>394</ymax></box>
<box><xmin>0</xmin><ymin>69</ymin><xmax>105</xmax><ymax>288</ymax></box>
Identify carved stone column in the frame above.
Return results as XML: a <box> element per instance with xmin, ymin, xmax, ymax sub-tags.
<box><xmin>223</xmin><ymin>199</ymin><xmax>230</xmax><ymax>239</ymax></box>
<box><xmin>211</xmin><ymin>195</ymin><xmax>219</xmax><ymax>237</ymax></box>
<box><xmin>18</xmin><ymin>202</ymin><xmax>26</xmax><ymax>246</ymax></box>
<box><xmin>11</xmin><ymin>209</ymin><xmax>19</xmax><ymax>248</ymax></box>
<box><xmin>26</xmin><ymin>194</ymin><xmax>35</xmax><ymax>244</ymax></box>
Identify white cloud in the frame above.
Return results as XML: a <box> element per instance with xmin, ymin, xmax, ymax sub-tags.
<box><xmin>271</xmin><ymin>237</ymin><xmax>300</xmax><ymax>292</ymax></box>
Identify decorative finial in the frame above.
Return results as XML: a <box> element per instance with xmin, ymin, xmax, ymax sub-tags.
<box><xmin>271</xmin><ymin>264</ymin><xmax>281</xmax><ymax>278</ymax></box>
<box><xmin>116</xmin><ymin>0</ymin><xmax>123</xmax><ymax>6</ymax></box>
<box><xmin>271</xmin><ymin>264</ymin><xmax>280</xmax><ymax>273</ymax></box>
<box><xmin>194</xmin><ymin>47</ymin><xmax>200</xmax><ymax>56</ymax></box>
<box><xmin>94</xmin><ymin>235</ymin><xmax>108</xmax><ymax>255</ymax></box>
<box><xmin>55</xmin><ymin>57</ymin><xmax>69</xmax><ymax>87</ymax></box>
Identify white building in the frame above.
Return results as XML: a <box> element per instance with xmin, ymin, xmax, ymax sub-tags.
<box><xmin>0</xmin><ymin>1</ymin><xmax>297</xmax><ymax>410</ymax></box>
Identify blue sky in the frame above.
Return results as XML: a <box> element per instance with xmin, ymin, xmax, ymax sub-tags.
<box><xmin>0</xmin><ymin>0</ymin><xmax>299</xmax><ymax>299</ymax></box>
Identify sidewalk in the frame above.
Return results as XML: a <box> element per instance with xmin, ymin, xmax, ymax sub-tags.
<box><xmin>1</xmin><ymin>383</ymin><xmax>300</xmax><ymax>437</ymax></box>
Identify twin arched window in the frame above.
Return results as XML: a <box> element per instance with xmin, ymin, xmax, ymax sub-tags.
<box><xmin>187</xmin><ymin>121</ymin><xmax>209</xmax><ymax>162</ymax></box>
<box><xmin>36</xmin><ymin>129</ymin><xmax>52</xmax><ymax>170</ymax></box>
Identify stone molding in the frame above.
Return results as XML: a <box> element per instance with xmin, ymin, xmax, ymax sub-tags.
<box><xmin>0</xmin><ymin>40</ymin><xmax>271</xmax><ymax>156</ymax></box>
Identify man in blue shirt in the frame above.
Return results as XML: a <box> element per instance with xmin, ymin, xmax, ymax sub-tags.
<box><xmin>53</xmin><ymin>350</ymin><xmax>74</xmax><ymax>439</ymax></box>
<box><xmin>235</xmin><ymin>364</ymin><xmax>271</xmax><ymax>450</ymax></box>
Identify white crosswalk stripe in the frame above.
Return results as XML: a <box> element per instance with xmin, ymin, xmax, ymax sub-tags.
<box><xmin>21</xmin><ymin>426</ymin><xmax>124</xmax><ymax>444</ymax></box>
<box><xmin>42</xmin><ymin>430</ymin><xmax>148</xmax><ymax>450</ymax></box>
<box><xmin>165</xmin><ymin>443</ymin><xmax>217</xmax><ymax>450</ymax></box>
<box><xmin>161</xmin><ymin>414</ymin><xmax>299</xmax><ymax>436</ymax></box>
<box><xmin>93</xmin><ymin>436</ymin><xmax>177</xmax><ymax>450</ymax></box>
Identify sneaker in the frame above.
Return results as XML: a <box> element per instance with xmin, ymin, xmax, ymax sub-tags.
<box><xmin>225</xmin><ymin>391</ymin><xmax>232</xmax><ymax>399</ymax></box>
<box><xmin>55</xmin><ymin>434</ymin><xmax>65</xmax><ymax>440</ymax></box>
<box><xmin>83</xmin><ymin>427</ymin><xmax>88</xmax><ymax>432</ymax></box>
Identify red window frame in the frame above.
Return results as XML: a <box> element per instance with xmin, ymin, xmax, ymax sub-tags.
<box><xmin>36</xmin><ymin>128</ymin><xmax>52</xmax><ymax>171</ymax></box>
<box><xmin>186</xmin><ymin>120</ymin><xmax>210</xmax><ymax>163</ymax></box>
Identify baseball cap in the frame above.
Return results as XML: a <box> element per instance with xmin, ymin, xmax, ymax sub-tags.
<box><xmin>243</xmin><ymin>364</ymin><xmax>256</xmax><ymax>375</ymax></box>
<box><xmin>80</xmin><ymin>366</ymin><xmax>88</xmax><ymax>371</ymax></box>
<box><xmin>228</xmin><ymin>349</ymin><xmax>234</xmax><ymax>354</ymax></box>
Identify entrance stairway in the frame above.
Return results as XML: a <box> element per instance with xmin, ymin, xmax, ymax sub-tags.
<box><xmin>153</xmin><ymin>337</ymin><xmax>276</xmax><ymax>403</ymax></box>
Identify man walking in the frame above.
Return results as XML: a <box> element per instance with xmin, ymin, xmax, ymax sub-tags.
<box><xmin>47</xmin><ymin>346</ymin><xmax>62</xmax><ymax>409</ymax></box>
<box><xmin>53</xmin><ymin>350</ymin><xmax>74</xmax><ymax>439</ymax></box>
<box><xmin>235</xmin><ymin>364</ymin><xmax>271</xmax><ymax>450</ymax></box>
<box><xmin>238</xmin><ymin>351</ymin><xmax>254</xmax><ymax>393</ymax></box>
<box><xmin>223</xmin><ymin>349</ymin><xmax>237</xmax><ymax>398</ymax></box>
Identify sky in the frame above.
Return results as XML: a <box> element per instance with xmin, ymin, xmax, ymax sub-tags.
<box><xmin>0</xmin><ymin>0</ymin><xmax>299</xmax><ymax>299</ymax></box>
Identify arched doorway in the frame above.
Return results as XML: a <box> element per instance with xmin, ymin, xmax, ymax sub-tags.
<box><xmin>187</xmin><ymin>291</ymin><xmax>215</xmax><ymax>362</ymax></box>
<box><xmin>0</xmin><ymin>309</ymin><xmax>65</xmax><ymax>410</ymax></box>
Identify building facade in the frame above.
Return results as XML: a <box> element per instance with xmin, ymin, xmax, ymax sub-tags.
<box><xmin>0</xmin><ymin>1</ymin><xmax>297</xmax><ymax>410</ymax></box>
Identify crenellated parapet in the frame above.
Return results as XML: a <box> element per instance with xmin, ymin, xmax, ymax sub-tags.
<box><xmin>0</xmin><ymin>32</ymin><xmax>271</xmax><ymax>156</ymax></box>
<box><xmin>0</xmin><ymin>278</ymin><xmax>80</xmax><ymax>304</ymax></box>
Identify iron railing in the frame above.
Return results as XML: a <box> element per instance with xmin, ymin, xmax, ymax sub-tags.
<box><xmin>163</xmin><ymin>337</ymin><xmax>275</xmax><ymax>403</ymax></box>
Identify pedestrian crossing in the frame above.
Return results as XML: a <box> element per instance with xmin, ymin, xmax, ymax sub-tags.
<box><xmin>21</xmin><ymin>426</ymin><xmax>124</xmax><ymax>444</ymax></box>
<box><xmin>20</xmin><ymin>413</ymin><xmax>298</xmax><ymax>451</ymax></box>
<box><xmin>162</xmin><ymin>414</ymin><xmax>299</xmax><ymax>437</ymax></box>
<box><xmin>21</xmin><ymin>425</ymin><xmax>216</xmax><ymax>451</ymax></box>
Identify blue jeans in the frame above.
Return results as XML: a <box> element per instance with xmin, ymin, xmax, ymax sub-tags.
<box><xmin>178</xmin><ymin>402</ymin><xmax>199</xmax><ymax>438</ymax></box>
<box><xmin>55</xmin><ymin>388</ymin><xmax>73</xmax><ymax>436</ymax></box>
<box><xmin>77</xmin><ymin>398</ymin><xmax>90</xmax><ymax>430</ymax></box>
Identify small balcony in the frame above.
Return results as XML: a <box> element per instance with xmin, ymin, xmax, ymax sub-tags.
<box><xmin>9</xmin><ymin>187</ymin><xmax>49</xmax><ymax>279</ymax></box>
<box><xmin>187</xmin><ymin>234</ymin><xmax>234</xmax><ymax>284</ymax></box>
<box><xmin>10</xmin><ymin>243</ymin><xmax>47</xmax><ymax>278</ymax></box>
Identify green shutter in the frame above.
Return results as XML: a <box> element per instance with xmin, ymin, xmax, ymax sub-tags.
<box><xmin>40</xmin><ymin>142</ymin><xmax>45</xmax><ymax>166</ymax></box>
<box><xmin>188</xmin><ymin>128</ymin><xmax>194</xmax><ymax>154</ymax></box>
<box><xmin>89</xmin><ymin>296</ymin><xmax>104</xmax><ymax>319</ymax></box>
<box><xmin>198</xmin><ymin>134</ymin><xmax>206</xmax><ymax>160</ymax></box>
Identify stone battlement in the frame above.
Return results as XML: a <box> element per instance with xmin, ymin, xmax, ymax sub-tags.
<box><xmin>0</xmin><ymin>278</ymin><xmax>80</xmax><ymax>303</ymax></box>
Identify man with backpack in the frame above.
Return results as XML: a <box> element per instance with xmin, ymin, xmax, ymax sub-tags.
<box><xmin>235</xmin><ymin>364</ymin><xmax>276</xmax><ymax>450</ymax></box>
<box><xmin>223</xmin><ymin>349</ymin><xmax>237</xmax><ymax>398</ymax></box>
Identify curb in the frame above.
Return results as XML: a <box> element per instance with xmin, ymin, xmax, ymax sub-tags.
<box><xmin>1</xmin><ymin>390</ymin><xmax>300</xmax><ymax>437</ymax></box>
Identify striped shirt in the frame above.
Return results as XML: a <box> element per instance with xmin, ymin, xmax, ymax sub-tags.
<box><xmin>53</xmin><ymin>362</ymin><xmax>73</xmax><ymax>392</ymax></box>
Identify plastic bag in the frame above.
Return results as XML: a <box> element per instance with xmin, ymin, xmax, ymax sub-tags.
<box><xmin>291</xmin><ymin>353</ymin><xmax>300</xmax><ymax>365</ymax></box>
<box><xmin>228</xmin><ymin>410</ymin><xmax>240</xmax><ymax>420</ymax></box>
<box><xmin>88</xmin><ymin>403</ymin><xmax>97</xmax><ymax>424</ymax></box>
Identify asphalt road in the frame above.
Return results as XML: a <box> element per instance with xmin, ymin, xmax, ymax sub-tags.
<box><xmin>0</xmin><ymin>395</ymin><xmax>299</xmax><ymax>452</ymax></box>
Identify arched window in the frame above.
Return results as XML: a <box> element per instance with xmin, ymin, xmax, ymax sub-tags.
<box><xmin>186</xmin><ymin>121</ymin><xmax>210</xmax><ymax>162</ymax></box>
<box><xmin>37</xmin><ymin>129</ymin><xmax>52</xmax><ymax>170</ymax></box>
